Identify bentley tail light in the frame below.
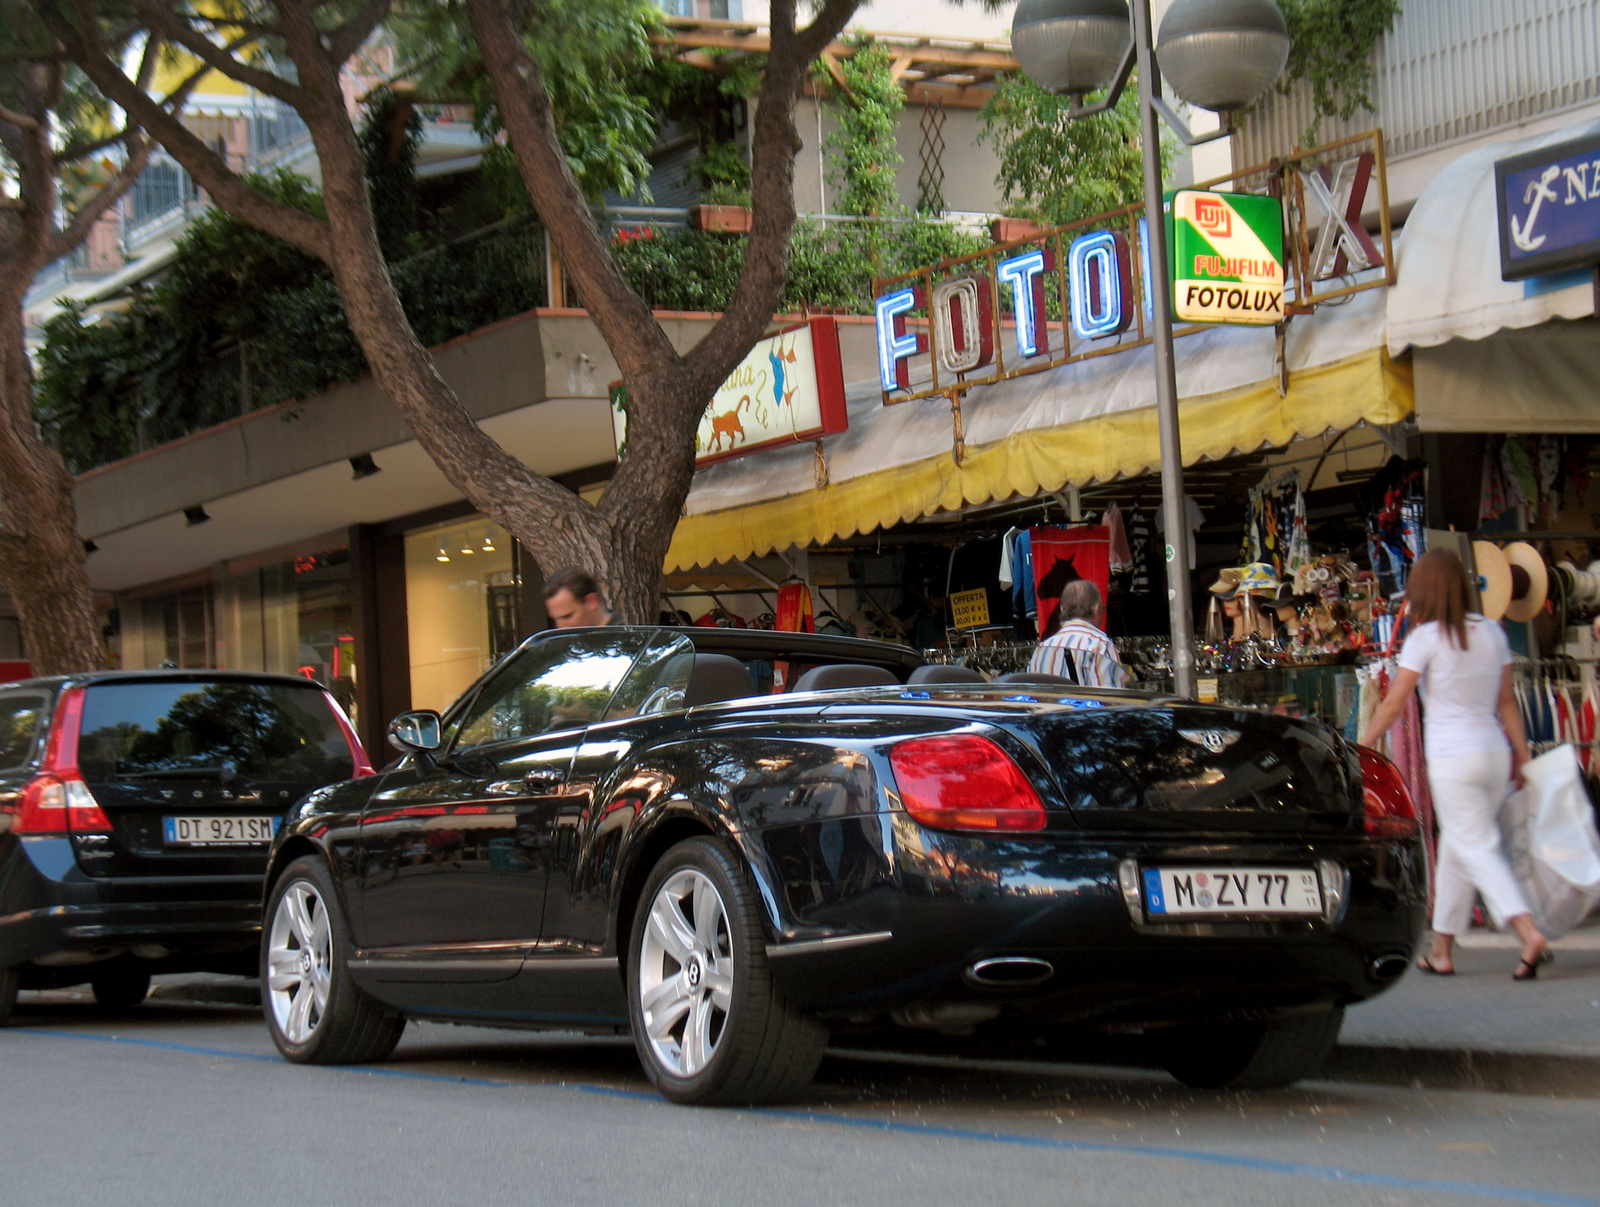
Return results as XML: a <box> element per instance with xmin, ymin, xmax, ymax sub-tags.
<box><xmin>325</xmin><ymin>692</ymin><xmax>376</xmax><ymax>778</ymax></box>
<box><xmin>1358</xmin><ymin>747</ymin><xmax>1417</xmax><ymax>838</ymax></box>
<box><xmin>15</xmin><ymin>687</ymin><xmax>112</xmax><ymax>835</ymax></box>
<box><xmin>889</xmin><ymin>734</ymin><xmax>1048</xmax><ymax>832</ymax></box>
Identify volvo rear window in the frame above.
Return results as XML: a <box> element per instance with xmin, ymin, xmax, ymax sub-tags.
<box><xmin>77</xmin><ymin>681</ymin><xmax>351</xmax><ymax>783</ymax></box>
<box><xmin>0</xmin><ymin>692</ymin><xmax>47</xmax><ymax>770</ymax></box>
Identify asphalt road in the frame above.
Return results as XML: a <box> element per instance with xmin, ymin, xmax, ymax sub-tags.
<box><xmin>4</xmin><ymin>988</ymin><xmax>1598</xmax><ymax>1207</ymax></box>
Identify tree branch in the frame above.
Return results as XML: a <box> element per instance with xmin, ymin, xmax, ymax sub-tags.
<box><xmin>47</xmin><ymin>132</ymin><xmax>152</xmax><ymax>261</ymax></box>
<box><xmin>793</xmin><ymin>0</ymin><xmax>861</xmax><ymax>64</ymax></box>
<box><xmin>328</xmin><ymin>0</ymin><xmax>393</xmax><ymax>67</ymax></box>
<box><xmin>122</xmin><ymin>0</ymin><xmax>309</xmax><ymax>107</ymax></box>
<box><xmin>0</xmin><ymin>102</ymin><xmax>43</xmax><ymax>131</ymax></box>
<box><xmin>463</xmin><ymin>0</ymin><xmax>677</xmax><ymax>381</ymax></box>
<box><xmin>39</xmin><ymin>0</ymin><xmax>333</xmax><ymax>261</ymax></box>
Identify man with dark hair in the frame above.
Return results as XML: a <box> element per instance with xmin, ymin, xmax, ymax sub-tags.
<box><xmin>542</xmin><ymin>568</ymin><xmax>612</xmax><ymax>628</ymax></box>
<box><xmin>1028</xmin><ymin>579</ymin><xmax>1128</xmax><ymax>686</ymax></box>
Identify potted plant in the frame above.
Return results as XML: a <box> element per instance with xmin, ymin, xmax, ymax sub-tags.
<box><xmin>990</xmin><ymin>209</ymin><xmax>1047</xmax><ymax>244</ymax></box>
<box><xmin>690</xmin><ymin>143</ymin><xmax>754</xmax><ymax>233</ymax></box>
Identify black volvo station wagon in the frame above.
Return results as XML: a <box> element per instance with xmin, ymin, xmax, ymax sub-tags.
<box><xmin>258</xmin><ymin>626</ymin><xmax>1426</xmax><ymax>1104</ymax></box>
<box><xmin>0</xmin><ymin>670</ymin><xmax>371</xmax><ymax>1019</ymax></box>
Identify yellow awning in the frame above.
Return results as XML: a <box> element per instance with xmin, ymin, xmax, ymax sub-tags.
<box><xmin>665</xmin><ymin>346</ymin><xmax>1412</xmax><ymax>572</ymax></box>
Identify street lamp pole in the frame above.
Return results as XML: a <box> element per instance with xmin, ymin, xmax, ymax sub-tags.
<box><xmin>1129</xmin><ymin>0</ymin><xmax>1196</xmax><ymax>700</ymax></box>
<box><xmin>1010</xmin><ymin>0</ymin><xmax>1289</xmax><ymax>701</ymax></box>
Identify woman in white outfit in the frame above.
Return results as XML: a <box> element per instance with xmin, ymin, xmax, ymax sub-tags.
<box><xmin>1359</xmin><ymin>548</ymin><xmax>1549</xmax><ymax>980</ymax></box>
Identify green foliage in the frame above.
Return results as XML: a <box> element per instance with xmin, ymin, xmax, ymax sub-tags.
<box><xmin>818</xmin><ymin>40</ymin><xmax>905</xmax><ymax>219</ymax></box>
<box><xmin>980</xmin><ymin>73</ymin><xmax>1165</xmax><ymax>226</ymax></box>
<box><xmin>391</xmin><ymin>0</ymin><xmax>661</xmax><ymax>203</ymax></box>
<box><xmin>609</xmin><ymin>217</ymin><xmax>986</xmax><ymax>314</ymax></box>
<box><xmin>359</xmin><ymin>89</ymin><xmax>424</xmax><ymax>259</ymax></box>
<box><xmin>636</xmin><ymin>51</ymin><xmax>759</xmax><ymax>205</ymax></box>
<box><xmin>1276</xmin><ymin>0</ymin><xmax>1402</xmax><ymax>142</ymax></box>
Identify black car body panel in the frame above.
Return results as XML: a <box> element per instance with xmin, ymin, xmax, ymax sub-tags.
<box><xmin>265</xmin><ymin>627</ymin><xmax>1426</xmax><ymax>1039</ymax></box>
<box><xmin>0</xmin><ymin>670</ymin><xmax>368</xmax><ymax>989</ymax></box>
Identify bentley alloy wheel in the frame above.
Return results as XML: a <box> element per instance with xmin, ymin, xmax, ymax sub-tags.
<box><xmin>638</xmin><ymin>868</ymin><xmax>734</xmax><ymax>1077</ymax></box>
<box><xmin>266</xmin><ymin>878</ymin><xmax>332</xmax><ymax>1044</ymax></box>
<box><xmin>261</xmin><ymin>857</ymin><xmax>406</xmax><ymax>1065</ymax></box>
<box><xmin>627</xmin><ymin>837</ymin><xmax>828</xmax><ymax>1105</ymax></box>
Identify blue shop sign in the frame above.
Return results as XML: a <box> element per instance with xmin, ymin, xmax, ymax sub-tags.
<box><xmin>1496</xmin><ymin>129</ymin><xmax>1600</xmax><ymax>281</ymax></box>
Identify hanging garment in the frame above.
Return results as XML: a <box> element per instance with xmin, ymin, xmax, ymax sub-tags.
<box><xmin>1127</xmin><ymin>507</ymin><xmax>1152</xmax><ymax>596</ymax></box>
<box><xmin>997</xmin><ymin>526</ymin><xmax>1022</xmax><ymax>589</ymax></box>
<box><xmin>774</xmin><ymin>581</ymin><xmax>815</xmax><ymax>633</ymax></box>
<box><xmin>1030</xmin><ymin>525</ymin><xmax>1112</xmax><ymax>640</ymax></box>
<box><xmin>1012</xmin><ymin>530</ymin><xmax>1037</xmax><ymax>637</ymax></box>
<box><xmin>1501</xmin><ymin>438</ymin><xmax>1536</xmax><ymax>511</ymax></box>
<box><xmin>1104</xmin><ymin>504</ymin><xmax>1134</xmax><ymax>572</ymax></box>
<box><xmin>1480</xmin><ymin>439</ymin><xmax>1509</xmax><ymax>522</ymax></box>
<box><xmin>1538</xmin><ymin>435</ymin><xmax>1564</xmax><ymax>526</ymax></box>
<box><xmin>1155</xmin><ymin>496</ymin><xmax>1205</xmax><ymax>567</ymax></box>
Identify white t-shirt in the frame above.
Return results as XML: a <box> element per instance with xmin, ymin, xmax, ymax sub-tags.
<box><xmin>1396</xmin><ymin>615</ymin><xmax>1512</xmax><ymax>758</ymax></box>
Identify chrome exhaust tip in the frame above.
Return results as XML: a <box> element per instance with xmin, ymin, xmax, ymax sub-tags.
<box><xmin>1369</xmin><ymin>953</ymin><xmax>1409</xmax><ymax>981</ymax></box>
<box><xmin>963</xmin><ymin>957</ymin><xmax>1054</xmax><ymax>988</ymax></box>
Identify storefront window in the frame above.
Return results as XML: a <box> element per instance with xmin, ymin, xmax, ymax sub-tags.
<box><xmin>403</xmin><ymin>517</ymin><xmax>516</xmax><ymax>713</ymax></box>
<box><xmin>163</xmin><ymin>586</ymin><xmax>215</xmax><ymax>668</ymax></box>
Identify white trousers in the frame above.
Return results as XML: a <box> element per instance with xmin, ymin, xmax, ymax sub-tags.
<box><xmin>1427</xmin><ymin>745</ymin><xmax>1531</xmax><ymax>933</ymax></box>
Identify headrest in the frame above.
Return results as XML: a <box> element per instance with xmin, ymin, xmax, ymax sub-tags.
<box><xmin>907</xmin><ymin>664</ymin><xmax>985</xmax><ymax>685</ymax></box>
<box><xmin>994</xmin><ymin>671</ymin><xmax>1075</xmax><ymax>687</ymax></box>
<box><xmin>789</xmin><ymin>663</ymin><xmax>899</xmax><ymax>693</ymax></box>
<box><xmin>683</xmin><ymin>654</ymin><xmax>757</xmax><ymax>708</ymax></box>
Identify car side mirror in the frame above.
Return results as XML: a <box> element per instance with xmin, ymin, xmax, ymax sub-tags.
<box><xmin>387</xmin><ymin>710</ymin><xmax>442</xmax><ymax>755</ymax></box>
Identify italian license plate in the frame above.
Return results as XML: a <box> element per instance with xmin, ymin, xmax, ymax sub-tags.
<box><xmin>163</xmin><ymin>816</ymin><xmax>280</xmax><ymax>847</ymax></box>
<box><xmin>1142</xmin><ymin>866</ymin><xmax>1323</xmax><ymax>918</ymax></box>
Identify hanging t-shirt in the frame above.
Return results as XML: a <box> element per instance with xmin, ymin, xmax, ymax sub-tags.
<box><xmin>1127</xmin><ymin>507</ymin><xmax>1152</xmax><ymax>596</ymax></box>
<box><xmin>775</xmin><ymin>581</ymin><xmax>815</xmax><ymax>633</ymax></box>
<box><xmin>1104</xmin><ymin>504</ymin><xmax>1133</xmax><ymax>572</ymax></box>
<box><xmin>1030</xmin><ymin>525</ymin><xmax>1111</xmax><ymax>639</ymax></box>
<box><xmin>1396</xmin><ymin>615</ymin><xmax>1513</xmax><ymax>760</ymax></box>
<box><xmin>1154</xmin><ymin>495</ymin><xmax>1205</xmax><ymax>566</ymax></box>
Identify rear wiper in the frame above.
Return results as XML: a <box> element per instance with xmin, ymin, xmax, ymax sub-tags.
<box><xmin>114</xmin><ymin>766</ymin><xmax>239</xmax><ymax>783</ymax></box>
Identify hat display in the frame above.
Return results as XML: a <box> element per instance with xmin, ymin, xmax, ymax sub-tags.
<box><xmin>1503</xmin><ymin>542</ymin><xmax>1549</xmax><ymax>623</ymax></box>
<box><xmin>1472</xmin><ymin>541</ymin><xmax>1512</xmax><ymax>620</ymax></box>
<box><xmin>1208</xmin><ymin>567</ymin><xmax>1245</xmax><ymax>598</ymax></box>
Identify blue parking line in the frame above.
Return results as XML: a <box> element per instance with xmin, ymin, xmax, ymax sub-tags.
<box><xmin>9</xmin><ymin>1028</ymin><xmax>1595</xmax><ymax>1207</ymax></box>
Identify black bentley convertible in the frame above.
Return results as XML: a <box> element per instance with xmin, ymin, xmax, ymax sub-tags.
<box><xmin>259</xmin><ymin>626</ymin><xmax>1426</xmax><ymax>1104</ymax></box>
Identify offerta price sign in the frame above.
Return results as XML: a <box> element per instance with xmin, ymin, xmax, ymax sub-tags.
<box><xmin>1169</xmin><ymin>190</ymin><xmax>1285</xmax><ymax>325</ymax></box>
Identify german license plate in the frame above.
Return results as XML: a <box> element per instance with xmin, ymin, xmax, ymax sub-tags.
<box><xmin>1142</xmin><ymin>866</ymin><xmax>1323</xmax><ymax>918</ymax></box>
<box><xmin>163</xmin><ymin>816</ymin><xmax>280</xmax><ymax>846</ymax></box>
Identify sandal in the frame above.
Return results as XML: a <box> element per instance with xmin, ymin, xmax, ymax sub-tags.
<box><xmin>1416</xmin><ymin>956</ymin><xmax>1455</xmax><ymax>976</ymax></box>
<box><xmin>1513</xmin><ymin>948</ymin><xmax>1552</xmax><ymax>981</ymax></box>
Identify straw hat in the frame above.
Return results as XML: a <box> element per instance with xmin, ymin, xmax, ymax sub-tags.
<box><xmin>1207</xmin><ymin>567</ymin><xmax>1246</xmax><ymax>598</ymax></box>
<box><xmin>1472</xmin><ymin>541</ymin><xmax>1512</xmax><ymax>620</ymax></box>
<box><xmin>1503</xmin><ymin>542</ymin><xmax>1548</xmax><ymax>623</ymax></box>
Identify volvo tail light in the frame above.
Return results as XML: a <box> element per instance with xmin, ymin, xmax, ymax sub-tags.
<box><xmin>889</xmin><ymin>734</ymin><xmax>1048</xmax><ymax>832</ymax></box>
<box><xmin>15</xmin><ymin>687</ymin><xmax>111</xmax><ymax>835</ymax></box>
<box><xmin>325</xmin><ymin>693</ymin><xmax>375</xmax><ymax>778</ymax></box>
<box><xmin>1358</xmin><ymin>746</ymin><xmax>1417</xmax><ymax>838</ymax></box>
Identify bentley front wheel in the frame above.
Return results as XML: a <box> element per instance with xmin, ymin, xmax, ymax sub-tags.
<box><xmin>628</xmin><ymin>837</ymin><xmax>827</xmax><ymax>1105</ymax></box>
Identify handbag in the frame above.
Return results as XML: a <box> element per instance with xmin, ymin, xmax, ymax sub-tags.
<box><xmin>1498</xmin><ymin>744</ymin><xmax>1600</xmax><ymax>936</ymax></box>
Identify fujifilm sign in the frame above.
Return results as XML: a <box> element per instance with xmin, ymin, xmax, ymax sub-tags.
<box><xmin>1496</xmin><ymin>129</ymin><xmax>1600</xmax><ymax>281</ymax></box>
<box><xmin>1169</xmin><ymin>190</ymin><xmax>1285</xmax><ymax>325</ymax></box>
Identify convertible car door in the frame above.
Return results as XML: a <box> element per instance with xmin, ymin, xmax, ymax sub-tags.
<box><xmin>355</xmin><ymin>630</ymin><xmax>647</xmax><ymax>983</ymax></box>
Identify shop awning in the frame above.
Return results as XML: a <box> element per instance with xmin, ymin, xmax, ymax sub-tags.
<box><xmin>1386</xmin><ymin>118</ymin><xmax>1600</xmax><ymax>355</ymax></box>
<box><xmin>665</xmin><ymin>287</ymin><xmax>1410</xmax><ymax>572</ymax></box>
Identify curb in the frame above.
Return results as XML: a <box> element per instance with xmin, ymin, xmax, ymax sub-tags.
<box><xmin>1323</xmin><ymin>1043</ymin><xmax>1600</xmax><ymax>1098</ymax></box>
<box><xmin>149</xmin><ymin>981</ymin><xmax>262</xmax><ymax>1008</ymax></box>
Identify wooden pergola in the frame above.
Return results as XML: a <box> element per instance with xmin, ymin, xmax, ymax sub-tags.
<box><xmin>652</xmin><ymin>15</ymin><xmax>1017</xmax><ymax>109</ymax></box>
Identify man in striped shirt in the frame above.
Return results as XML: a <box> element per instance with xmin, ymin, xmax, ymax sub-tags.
<box><xmin>1028</xmin><ymin>580</ymin><xmax>1129</xmax><ymax>687</ymax></box>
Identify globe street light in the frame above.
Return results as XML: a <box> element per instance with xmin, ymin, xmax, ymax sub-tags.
<box><xmin>1010</xmin><ymin>0</ymin><xmax>1289</xmax><ymax>699</ymax></box>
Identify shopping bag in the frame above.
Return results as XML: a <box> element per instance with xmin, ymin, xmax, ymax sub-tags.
<box><xmin>1499</xmin><ymin>744</ymin><xmax>1600</xmax><ymax>936</ymax></box>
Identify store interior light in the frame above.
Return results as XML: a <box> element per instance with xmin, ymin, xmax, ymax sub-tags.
<box><xmin>482</xmin><ymin>532</ymin><xmax>496</xmax><ymax>552</ymax></box>
<box><xmin>460</xmin><ymin>541</ymin><xmax>475</xmax><ymax>554</ymax></box>
<box><xmin>436</xmin><ymin>547</ymin><xmax>450</xmax><ymax>563</ymax></box>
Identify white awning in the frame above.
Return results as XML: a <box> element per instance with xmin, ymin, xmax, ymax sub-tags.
<box><xmin>1386</xmin><ymin>118</ymin><xmax>1600</xmax><ymax>355</ymax></box>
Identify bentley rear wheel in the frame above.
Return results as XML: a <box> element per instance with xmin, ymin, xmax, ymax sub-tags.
<box><xmin>1158</xmin><ymin>1006</ymin><xmax>1344</xmax><ymax>1089</ymax></box>
<box><xmin>263</xmin><ymin>856</ymin><xmax>405</xmax><ymax>1065</ymax></box>
<box><xmin>628</xmin><ymin>836</ymin><xmax>828</xmax><ymax>1105</ymax></box>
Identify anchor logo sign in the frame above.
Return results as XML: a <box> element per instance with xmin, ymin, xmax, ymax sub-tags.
<box><xmin>1509</xmin><ymin>164</ymin><xmax>1562</xmax><ymax>252</ymax></box>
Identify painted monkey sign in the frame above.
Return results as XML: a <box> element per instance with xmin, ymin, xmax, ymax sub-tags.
<box><xmin>611</xmin><ymin>317</ymin><xmax>848</xmax><ymax>465</ymax></box>
<box><xmin>1169</xmin><ymin>190</ymin><xmax>1285</xmax><ymax>324</ymax></box>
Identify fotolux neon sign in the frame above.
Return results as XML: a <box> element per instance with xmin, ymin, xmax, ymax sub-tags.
<box><xmin>873</xmin><ymin>131</ymin><xmax>1396</xmax><ymax>405</ymax></box>
<box><xmin>875</xmin><ymin>231</ymin><xmax>1137</xmax><ymax>391</ymax></box>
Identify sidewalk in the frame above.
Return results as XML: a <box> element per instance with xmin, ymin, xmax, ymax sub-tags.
<box><xmin>1331</xmin><ymin>926</ymin><xmax>1600</xmax><ymax>1096</ymax></box>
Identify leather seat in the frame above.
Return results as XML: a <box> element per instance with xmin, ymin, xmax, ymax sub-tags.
<box><xmin>683</xmin><ymin>654</ymin><xmax>757</xmax><ymax>707</ymax></box>
<box><xmin>907</xmin><ymin>664</ymin><xmax>985</xmax><ymax>685</ymax></box>
<box><xmin>789</xmin><ymin>663</ymin><xmax>899</xmax><ymax>693</ymax></box>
